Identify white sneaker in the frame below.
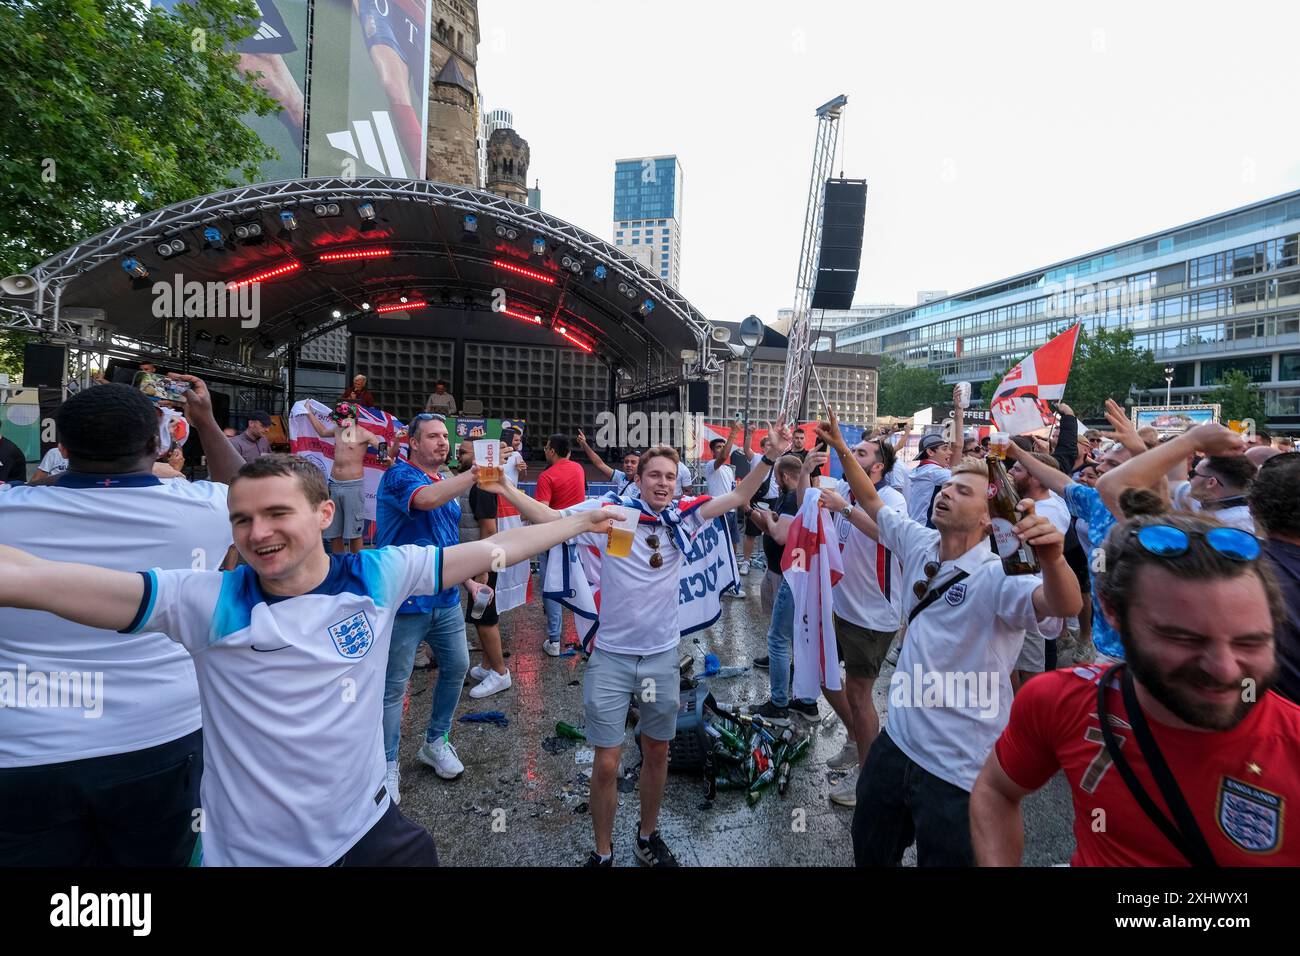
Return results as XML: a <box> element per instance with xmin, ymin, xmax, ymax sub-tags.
<box><xmin>829</xmin><ymin>773</ymin><xmax>858</xmax><ymax>807</ymax></box>
<box><xmin>738</xmin><ymin>559</ymin><xmax>750</xmax><ymax>576</ymax></box>
<box><xmin>722</xmin><ymin>587</ymin><xmax>746</xmax><ymax>599</ymax></box>
<box><xmin>469</xmin><ymin>664</ymin><xmax>492</xmax><ymax>682</ymax></box>
<box><xmin>385</xmin><ymin>761</ymin><xmax>401</xmax><ymax>805</ymax></box>
<box><xmin>827</xmin><ymin>739</ymin><xmax>859</xmax><ymax>771</ymax></box>
<box><xmin>413</xmin><ymin>643</ymin><xmax>433</xmax><ymax>669</ymax></box>
<box><xmin>542</xmin><ymin>639</ymin><xmax>562</xmax><ymax>657</ymax></box>
<box><xmin>469</xmin><ymin>669</ymin><xmax>512</xmax><ymax>699</ymax></box>
<box><xmin>418</xmin><ymin>734</ymin><xmax>464</xmax><ymax>780</ymax></box>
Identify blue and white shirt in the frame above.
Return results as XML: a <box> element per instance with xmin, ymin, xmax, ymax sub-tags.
<box><xmin>121</xmin><ymin>546</ymin><xmax>443</xmax><ymax>866</ymax></box>
<box><xmin>1063</xmin><ymin>481</ymin><xmax>1123</xmax><ymax>660</ymax></box>
<box><xmin>375</xmin><ymin>458</ymin><xmax>460</xmax><ymax>613</ymax></box>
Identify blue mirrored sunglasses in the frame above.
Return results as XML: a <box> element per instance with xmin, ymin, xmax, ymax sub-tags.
<box><xmin>1131</xmin><ymin>524</ymin><xmax>1261</xmax><ymax>562</ymax></box>
<box><xmin>412</xmin><ymin>412</ymin><xmax>446</xmax><ymax>422</ymax></box>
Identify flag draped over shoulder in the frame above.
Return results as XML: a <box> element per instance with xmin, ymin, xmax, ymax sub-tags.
<box><xmin>541</xmin><ymin>494</ymin><xmax>739</xmax><ymax>653</ymax></box>
<box><xmin>990</xmin><ymin>324</ymin><xmax>1082</xmax><ymax>435</ymax></box>
<box><xmin>288</xmin><ymin>400</ymin><xmax>405</xmax><ymax>523</ymax></box>
<box><xmin>782</xmin><ymin>487</ymin><xmax>844</xmax><ymax>701</ymax></box>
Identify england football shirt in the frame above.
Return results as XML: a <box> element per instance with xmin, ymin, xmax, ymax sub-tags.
<box><xmin>825</xmin><ymin>478</ymin><xmax>906</xmax><ymax>632</ymax></box>
<box><xmin>37</xmin><ymin>447</ymin><xmax>68</xmax><ymax>477</ymax></box>
<box><xmin>703</xmin><ymin>459</ymin><xmax>735</xmax><ymax>498</ymax></box>
<box><xmin>120</xmin><ymin>545</ymin><xmax>444</xmax><ymax>866</ymax></box>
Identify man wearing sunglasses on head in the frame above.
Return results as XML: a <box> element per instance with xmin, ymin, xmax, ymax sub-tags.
<box><xmin>972</xmin><ymin>500</ymin><xmax>1300</xmax><ymax>866</ymax></box>
<box><xmin>817</xmin><ymin>409</ymin><xmax>1081</xmax><ymax>866</ymax></box>
<box><xmin>485</xmin><ymin>422</ymin><xmax>795</xmax><ymax>867</ymax></box>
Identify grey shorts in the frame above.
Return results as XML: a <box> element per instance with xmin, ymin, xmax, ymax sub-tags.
<box><xmin>1015</xmin><ymin>632</ymin><xmax>1045</xmax><ymax>673</ymax></box>
<box><xmin>325</xmin><ymin>477</ymin><xmax>366</xmax><ymax>541</ymax></box>
<box><xmin>582</xmin><ymin>647</ymin><xmax>680</xmax><ymax>748</ymax></box>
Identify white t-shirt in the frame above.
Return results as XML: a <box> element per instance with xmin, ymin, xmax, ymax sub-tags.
<box><xmin>874</xmin><ymin>506</ymin><xmax>1044</xmax><ymax>792</ymax></box>
<box><xmin>503</xmin><ymin>450</ymin><xmax>523</xmax><ymax>488</ymax></box>
<box><xmin>826</xmin><ymin>479</ymin><xmax>907</xmax><ymax>631</ymax></box>
<box><xmin>748</xmin><ymin>451</ymin><xmax>779</xmax><ymax>500</ymax></box>
<box><xmin>904</xmin><ymin>461</ymin><xmax>951</xmax><ymax>525</ymax></box>
<box><xmin>703</xmin><ymin>459</ymin><xmax>734</xmax><ymax>498</ymax></box>
<box><xmin>0</xmin><ymin>475</ymin><xmax>231</xmax><ymax>767</ymax></box>
<box><xmin>1174</xmin><ymin>491</ymin><xmax>1256</xmax><ymax>533</ymax></box>
<box><xmin>123</xmin><ymin>545</ymin><xmax>444</xmax><ymax>866</ymax></box>
<box><xmin>1025</xmin><ymin>493</ymin><xmax>1071</xmax><ymax>641</ymax></box>
<box><xmin>37</xmin><ymin>447</ymin><xmax>68</xmax><ymax>477</ymax></box>
<box><xmin>562</xmin><ymin>495</ymin><xmax>712</xmax><ymax>656</ymax></box>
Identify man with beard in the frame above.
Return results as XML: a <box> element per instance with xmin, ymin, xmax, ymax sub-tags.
<box><xmin>971</xmin><ymin>504</ymin><xmax>1300</xmax><ymax>865</ymax></box>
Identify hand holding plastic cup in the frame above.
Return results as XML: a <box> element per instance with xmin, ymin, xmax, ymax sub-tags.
<box><xmin>988</xmin><ymin>430</ymin><xmax>1011</xmax><ymax>461</ymax></box>
<box><xmin>473</xmin><ymin>439</ymin><xmax>501</xmax><ymax>486</ymax></box>
<box><xmin>605</xmin><ymin>505</ymin><xmax>637</xmax><ymax>558</ymax></box>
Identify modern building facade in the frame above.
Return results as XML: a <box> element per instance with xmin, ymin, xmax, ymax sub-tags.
<box><xmin>835</xmin><ymin>191</ymin><xmax>1300</xmax><ymax>430</ymax></box>
<box><xmin>613</xmin><ymin>156</ymin><xmax>684</xmax><ymax>287</ymax></box>
<box><xmin>778</xmin><ymin>303</ymin><xmax>911</xmax><ymax>350</ymax></box>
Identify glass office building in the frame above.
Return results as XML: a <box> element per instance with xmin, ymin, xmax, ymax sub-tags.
<box><xmin>613</xmin><ymin>156</ymin><xmax>684</xmax><ymax>288</ymax></box>
<box><xmin>835</xmin><ymin>190</ymin><xmax>1300</xmax><ymax>431</ymax></box>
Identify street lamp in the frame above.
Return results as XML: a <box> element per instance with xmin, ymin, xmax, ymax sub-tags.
<box><xmin>1164</xmin><ymin>365</ymin><xmax>1175</xmax><ymax>406</ymax></box>
<box><xmin>739</xmin><ymin>315</ymin><xmax>764</xmax><ymax>451</ymax></box>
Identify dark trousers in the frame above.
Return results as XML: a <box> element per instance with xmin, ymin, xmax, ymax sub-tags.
<box><xmin>332</xmin><ymin>801</ymin><xmax>440</xmax><ymax>866</ymax></box>
<box><xmin>851</xmin><ymin>728</ymin><xmax>974</xmax><ymax>867</ymax></box>
<box><xmin>0</xmin><ymin>729</ymin><xmax>203</xmax><ymax>866</ymax></box>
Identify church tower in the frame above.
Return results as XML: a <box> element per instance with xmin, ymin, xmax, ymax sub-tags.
<box><xmin>485</xmin><ymin>127</ymin><xmax>530</xmax><ymax>204</ymax></box>
<box><xmin>426</xmin><ymin>0</ymin><xmax>481</xmax><ymax>187</ymax></box>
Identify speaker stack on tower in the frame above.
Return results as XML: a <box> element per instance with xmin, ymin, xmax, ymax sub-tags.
<box><xmin>812</xmin><ymin>179</ymin><xmax>868</xmax><ymax>311</ymax></box>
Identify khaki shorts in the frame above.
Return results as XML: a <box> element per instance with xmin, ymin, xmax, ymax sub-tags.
<box><xmin>833</xmin><ymin>614</ymin><xmax>896</xmax><ymax>679</ymax></box>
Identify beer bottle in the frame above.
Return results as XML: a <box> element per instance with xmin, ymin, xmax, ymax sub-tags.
<box><xmin>986</xmin><ymin>438</ymin><xmax>1039</xmax><ymax>575</ymax></box>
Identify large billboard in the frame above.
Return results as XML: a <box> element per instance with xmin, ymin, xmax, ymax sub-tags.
<box><xmin>154</xmin><ymin>0</ymin><xmax>310</xmax><ymax>183</ymax></box>
<box><xmin>306</xmin><ymin>0</ymin><xmax>431</xmax><ymax>180</ymax></box>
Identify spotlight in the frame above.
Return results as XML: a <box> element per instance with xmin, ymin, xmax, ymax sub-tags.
<box><xmin>121</xmin><ymin>258</ymin><xmax>149</xmax><ymax>279</ymax></box>
<box><xmin>616</xmin><ymin>282</ymin><xmax>636</xmax><ymax>299</ymax></box>
<box><xmin>331</xmin><ymin>309</ymin><xmax>342</xmax><ymax>319</ymax></box>
<box><xmin>494</xmin><ymin>224</ymin><xmax>519</xmax><ymax>241</ymax></box>
<box><xmin>314</xmin><ymin>203</ymin><xmax>342</xmax><ymax>217</ymax></box>
<box><xmin>399</xmin><ymin>296</ymin><xmax>408</xmax><ymax>303</ymax></box>
<box><xmin>156</xmin><ymin>238</ymin><xmax>187</xmax><ymax>258</ymax></box>
<box><xmin>463</xmin><ymin>214</ymin><xmax>479</xmax><ymax>233</ymax></box>
<box><xmin>561</xmin><ymin>255</ymin><xmax>582</xmax><ymax>274</ymax></box>
<box><xmin>592</xmin><ymin>265</ymin><xmax>608</xmax><ymax>281</ymax></box>
<box><xmin>358</xmin><ymin>202</ymin><xmax>375</xmax><ymax>220</ymax></box>
<box><xmin>361</xmin><ymin>302</ymin><xmax>371</xmax><ymax>311</ymax></box>
<box><xmin>532</xmin><ymin>238</ymin><xmax>546</xmax><ymax>256</ymax></box>
<box><xmin>233</xmin><ymin>221</ymin><xmax>263</xmax><ymax>241</ymax></box>
<box><xmin>202</xmin><ymin>227</ymin><xmax>224</xmax><ymax>249</ymax></box>
<box><xmin>279</xmin><ymin>210</ymin><xmax>299</xmax><ymax>231</ymax></box>
<box><xmin>639</xmin><ymin>299</ymin><xmax>656</xmax><ymax>317</ymax></box>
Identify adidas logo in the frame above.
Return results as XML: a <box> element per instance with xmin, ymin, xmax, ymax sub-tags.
<box><xmin>326</xmin><ymin>111</ymin><xmax>410</xmax><ymax>178</ymax></box>
<box><xmin>254</xmin><ymin>22</ymin><xmax>282</xmax><ymax>41</ymax></box>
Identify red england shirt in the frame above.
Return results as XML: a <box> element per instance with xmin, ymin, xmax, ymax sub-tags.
<box><xmin>995</xmin><ymin>665</ymin><xmax>1300</xmax><ymax>866</ymax></box>
<box><xmin>535</xmin><ymin>459</ymin><xmax>586</xmax><ymax>510</ymax></box>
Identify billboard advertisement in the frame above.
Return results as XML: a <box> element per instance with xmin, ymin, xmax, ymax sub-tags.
<box><xmin>154</xmin><ymin>0</ymin><xmax>310</xmax><ymax>183</ymax></box>
<box><xmin>306</xmin><ymin>0</ymin><xmax>431</xmax><ymax>179</ymax></box>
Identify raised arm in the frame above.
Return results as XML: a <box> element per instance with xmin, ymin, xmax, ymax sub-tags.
<box><xmin>306</xmin><ymin>413</ymin><xmax>336</xmax><ymax>439</ymax></box>
<box><xmin>1094</xmin><ymin>422</ymin><xmax>1244</xmax><ymax>517</ymax></box>
<box><xmin>715</xmin><ymin>423</ymin><xmax>738</xmax><ymax>466</ymax></box>
<box><xmin>485</xmin><ymin>475</ymin><xmax>563</xmax><ymax>524</ymax></box>
<box><xmin>1102</xmin><ymin>398</ymin><xmax>1148</xmax><ymax>458</ymax></box>
<box><xmin>1003</xmin><ymin>441</ymin><xmax>1072</xmax><ymax>496</ymax></box>
<box><xmin>411</xmin><ymin>467</ymin><xmax>476</xmax><ymax>511</ymax></box>
<box><xmin>795</xmin><ymin>449</ymin><xmax>828</xmax><ymax>502</ymax></box>
<box><xmin>1052</xmin><ymin>402</ymin><xmax>1079</xmax><ymax>475</ymax></box>
<box><xmin>699</xmin><ymin>419</ymin><xmax>792</xmax><ymax>520</ymax></box>
<box><xmin>817</xmin><ymin>407</ymin><xmax>885</xmax><ymax>521</ymax></box>
<box><xmin>0</xmin><ymin>545</ymin><xmax>146</xmax><ymax>632</ymax></box>
<box><xmin>970</xmin><ymin>752</ymin><xmax>1035</xmax><ymax>866</ymax></box>
<box><xmin>440</xmin><ymin>507</ymin><xmax>612</xmax><ymax>584</ymax></box>
<box><xmin>575</xmin><ymin>429</ymin><xmax>615</xmax><ymax>480</ymax></box>
<box><xmin>817</xmin><ymin>487</ymin><xmax>883</xmax><ymax>541</ymax></box>
<box><xmin>174</xmin><ymin>374</ymin><xmax>245</xmax><ymax>484</ymax></box>
<box><xmin>1017</xmin><ymin>499</ymin><xmax>1083</xmax><ymax>619</ymax></box>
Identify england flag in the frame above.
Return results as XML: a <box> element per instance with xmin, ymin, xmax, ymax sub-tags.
<box><xmin>782</xmin><ymin>487</ymin><xmax>845</xmax><ymax>701</ymax></box>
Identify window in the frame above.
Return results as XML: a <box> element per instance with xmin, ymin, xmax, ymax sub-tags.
<box><xmin>1201</xmin><ymin>355</ymin><xmax>1271</xmax><ymax>385</ymax></box>
<box><xmin>631</xmin><ymin>239</ymin><xmax>639</xmax><ymax>245</ymax></box>
<box><xmin>632</xmin><ymin>229</ymin><xmax>640</xmax><ymax>235</ymax></box>
<box><xmin>1280</xmin><ymin>352</ymin><xmax>1300</xmax><ymax>382</ymax></box>
<box><xmin>616</xmin><ymin>239</ymin><xmax>623</xmax><ymax>245</ymax></box>
<box><xmin>616</xmin><ymin>231</ymin><xmax>623</xmax><ymax>237</ymax></box>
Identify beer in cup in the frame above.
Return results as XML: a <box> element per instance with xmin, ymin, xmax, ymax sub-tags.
<box><xmin>605</xmin><ymin>505</ymin><xmax>636</xmax><ymax>558</ymax></box>
<box><xmin>988</xmin><ymin>430</ymin><xmax>1011</xmax><ymax>461</ymax></box>
<box><xmin>473</xmin><ymin>439</ymin><xmax>501</xmax><ymax>486</ymax></box>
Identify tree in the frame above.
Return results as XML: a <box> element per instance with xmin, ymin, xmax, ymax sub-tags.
<box><xmin>876</xmin><ymin>354</ymin><xmax>951</xmax><ymax>418</ymax></box>
<box><xmin>1066</xmin><ymin>327</ymin><xmax>1163</xmax><ymax>419</ymax></box>
<box><xmin>0</xmin><ymin>330</ymin><xmax>31</xmax><ymax>380</ymax></box>
<box><xmin>0</xmin><ymin>0</ymin><xmax>280</xmax><ymax>278</ymax></box>
<box><xmin>1205</xmin><ymin>369</ymin><xmax>1269</xmax><ymax>427</ymax></box>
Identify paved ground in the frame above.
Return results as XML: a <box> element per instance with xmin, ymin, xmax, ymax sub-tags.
<box><xmin>395</xmin><ymin>564</ymin><xmax>1076</xmax><ymax>867</ymax></box>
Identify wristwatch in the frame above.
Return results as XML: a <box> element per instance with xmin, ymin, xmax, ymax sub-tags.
<box><xmin>761</xmin><ymin>454</ymin><xmax>777</xmax><ymax>467</ymax></box>
<box><xmin>841</xmin><ymin>504</ymin><xmax>853</xmax><ymax>519</ymax></box>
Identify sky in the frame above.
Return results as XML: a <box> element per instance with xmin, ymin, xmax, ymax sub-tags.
<box><xmin>477</xmin><ymin>0</ymin><xmax>1300</xmax><ymax>327</ymax></box>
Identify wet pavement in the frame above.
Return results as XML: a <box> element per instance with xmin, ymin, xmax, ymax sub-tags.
<box><xmin>394</xmin><ymin>564</ymin><xmax>1076</xmax><ymax>867</ymax></box>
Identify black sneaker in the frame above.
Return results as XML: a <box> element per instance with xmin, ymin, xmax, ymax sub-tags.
<box><xmin>583</xmin><ymin>851</ymin><xmax>613</xmax><ymax>867</ymax></box>
<box><xmin>788</xmin><ymin>699</ymin><xmax>820</xmax><ymax>722</ymax></box>
<box><xmin>634</xmin><ymin>829</ymin><xmax>680</xmax><ymax>867</ymax></box>
<box><xmin>752</xmin><ymin>699</ymin><xmax>790</xmax><ymax>723</ymax></box>
<box><xmin>753</xmin><ymin>655</ymin><xmax>770</xmax><ymax>670</ymax></box>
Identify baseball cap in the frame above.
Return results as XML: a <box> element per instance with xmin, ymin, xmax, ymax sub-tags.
<box><xmin>918</xmin><ymin>434</ymin><xmax>950</xmax><ymax>456</ymax></box>
<box><xmin>249</xmin><ymin>410</ymin><xmax>272</xmax><ymax>426</ymax></box>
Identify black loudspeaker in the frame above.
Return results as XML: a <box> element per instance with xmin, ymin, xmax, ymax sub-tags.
<box><xmin>23</xmin><ymin>343</ymin><xmax>66</xmax><ymax>388</ymax></box>
<box><xmin>812</xmin><ymin>179</ymin><xmax>868</xmax><ymax>311</ymax></box>
<box><xmin>686</xmin><ymin>381</ymin><xmax>709</xmax><ymax>414</ymax></box>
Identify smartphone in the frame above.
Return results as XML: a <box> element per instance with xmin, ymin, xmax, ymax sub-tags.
<box><xmin>133</xmin><ymin>371</ymin><xmax>189</xmax><ymax>404</ymax></box>
<box><xmin>378</xmin><ymin>441</ymin><xmax>389</xmax><ymax>461</ymax></box>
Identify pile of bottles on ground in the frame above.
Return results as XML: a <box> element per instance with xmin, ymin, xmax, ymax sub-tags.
<box><xmin>704</xmin><ymin>700</ymin><xmax>810</xmax><ymax>805</ymax></box>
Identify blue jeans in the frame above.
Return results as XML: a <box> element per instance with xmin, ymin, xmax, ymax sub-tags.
<box><xmin>383</xmin><ymin>604</ymin><xmax>469</xmax><ymax>760</ymax></box>
<box><xmin>537</xmin><ymin>549</ymin><xmax>563</xmax><ymax>642</ymax></box>
<box><xmin>765</xmin><ymin>578</ymin><xmax>814</xmax><ymax>708</ymax></box>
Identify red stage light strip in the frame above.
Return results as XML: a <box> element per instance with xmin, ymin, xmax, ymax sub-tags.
<box><xmin>228</xmin><ymin>260</ymin><xmax>301</xmax><ymax>290</ymax></box>
<box><xmin>558</xmin><ymin>329</ymin><xmax>593</xmax><ymax>353</ymax></box>
<box><xmin>318</xmin><ymin>248</ymin><xmax>392</xmax><ymax>262</ymax></box>
<box><xmin>502</xmin><ymin>308</ymin><xmax>543</xmax><ymax>325</ymax></box>
<box><xmin>375</xmin><ymin>300</ymin><xmax>428</xmax><ymax>314</ymax></box>
<box><xmin>493</xmin><ymin>259</ymin><xmax>556</xmax><ymax>285</ymax></box>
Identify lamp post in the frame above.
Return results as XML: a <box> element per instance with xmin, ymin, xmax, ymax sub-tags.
<box><xmin>1164</xmin><ymin>365</ymin><xmax>1175</xmax><ymax>406</ymax></box>
<box><xmin>739</xmin><ymin>315</ymin><xmax>765</xmax><ymax>453</ymax></box>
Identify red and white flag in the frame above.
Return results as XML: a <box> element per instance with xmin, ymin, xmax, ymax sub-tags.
<box><xmin>991</xmin><ymin>324</ymin><xmax>1082</xmax><ymax>435</ymax></box>
<box><xmin>782</xmin><ymin>488</ymin><xmax>845</xmax><ymax>700</ymax></box>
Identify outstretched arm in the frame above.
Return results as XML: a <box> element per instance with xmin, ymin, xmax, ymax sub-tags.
<box><xmin>1095</xmin><ymin>422</ymin><xmax>1244</xmax><ymax>517</ymax></box>
<box><xmin>440</xmin><ymin>507</ymin><xmax>612</xmax><ymax>584</ymax></box>
<box><xmin>817</xmin><ymin>407</ymin><xmax>885</xmax><ymax>522</ymax></box>
<box><xmin>576</xmin><ymin>430</ymin><xmax>615</xmax><ymax>480</ymax></box>
<box><xmin>485</xmin><ymin>476</ymin><xmax>563</xmax><ymax>525</ymax></box>
<box><xmin>1003</xmin><ymin>441</ymin><xmax>1072</xmax><ymax>496</ymax></box>
<box><xmin>699</xmin><ymin>419</ymin><xmax>792</xmax><ymax>519</ymax></box>
<box><xmin>0</xmin><ymin>545</ymin><xmax>145</xmax><ymax>632</ymax></box>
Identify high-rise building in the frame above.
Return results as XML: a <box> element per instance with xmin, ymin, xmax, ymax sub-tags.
<box><xmin>527</xmin><ymin>181</ymin><xmax>542</xmax><ymax>210</ymax></box>
<box><xmin>613</xmin><ymin>156</ymin><xmax>684</xmax><ymax>288</ymax></box>
<box><xmin>835</xmin><ymin>190</ymin><xmax>1300</xmax><ymax>432</ymax></box>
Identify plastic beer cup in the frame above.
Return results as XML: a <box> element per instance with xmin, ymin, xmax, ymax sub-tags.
<box><xmin>606</xmin><ymin>505</ymin><xmax>636</xmax><ymax>558</ymax></box>
<box><xmin>474</xmin><ymin>439</ymin><xmax>500</xmax><ymax>486</ymax></box>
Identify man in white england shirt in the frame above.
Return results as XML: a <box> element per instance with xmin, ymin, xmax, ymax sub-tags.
<box><xmin>1007</xmin><ymin>452</ymin><xmax>1072</xmax><ymax>690</ymax></box>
